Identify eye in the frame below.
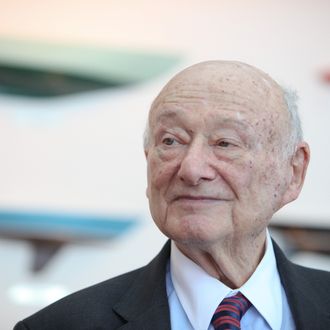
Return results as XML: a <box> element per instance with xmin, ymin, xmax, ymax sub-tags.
<box><xmin>217</xmin><ymin>140</ymin><xmax>231</xmax><ymax>148</ymax></box>
<box><xmin>162</xmin><ymin>137</ymin><xmax>176</xmax><ymax>145</ymax></box>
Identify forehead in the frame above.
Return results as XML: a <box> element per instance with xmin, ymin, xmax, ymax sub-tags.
<box><xmin>152</xmin><ymin>108</ymin><xmax>258</xmax><ymax>145</ymax></box>
<box><xmin>150</xmin><ymin>62</ymin><xmax>286</xmax><ymax>131</ymax></box>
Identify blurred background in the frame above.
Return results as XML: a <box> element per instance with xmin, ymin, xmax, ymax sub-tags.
<box><xmin>1</xmin><ymin>0</ymin><xmax>329</xmax><ymax>328</ymax></box>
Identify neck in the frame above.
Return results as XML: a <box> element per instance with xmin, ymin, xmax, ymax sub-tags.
<box><xmin>175</xmin><ymin>230</ymin><xmax>267</xmax><ymax>288</ymax></box>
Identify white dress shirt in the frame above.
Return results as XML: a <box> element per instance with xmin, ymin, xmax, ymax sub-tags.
<box><xmin>166</xmin><ymin>231</ymin><xmax>295</xmax><ymax>330</ymax></box>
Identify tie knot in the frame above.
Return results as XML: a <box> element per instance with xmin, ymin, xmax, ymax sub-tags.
<box><xmin>211</xmin><ymin>292</ymin><xmax>252</xmax><ymax>330</ymax></box>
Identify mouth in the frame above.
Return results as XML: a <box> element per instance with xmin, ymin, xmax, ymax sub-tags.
<box><xmin>172</xmin><ymin>195</ymin><xmax>223</xmax><ymax>202</ymax></box>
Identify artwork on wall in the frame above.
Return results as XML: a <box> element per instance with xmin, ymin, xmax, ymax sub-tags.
<box><xmin>0</xmin><ymin>37</ymin><xmax>180</xmax><ymax>271</ymax></box>
<box><xmin>0</xmin><ymin>38</ymin><xmax>180</xmax><ymax>96</ymax></box>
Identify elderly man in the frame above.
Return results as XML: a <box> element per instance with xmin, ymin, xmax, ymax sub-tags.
<box><xmin>15</xmin><ymin>61</ymin><xmax>330</xmax><ymax>330</ymax></box>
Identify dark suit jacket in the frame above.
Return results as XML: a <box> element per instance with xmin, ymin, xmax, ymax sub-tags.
<box><xmin>14</xmin><ymin>240</ymin><xmax>330</xmax><ymax>330</ymax></box>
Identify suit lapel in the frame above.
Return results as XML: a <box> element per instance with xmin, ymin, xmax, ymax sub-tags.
<box><xmin>273</xmin><ymin>240</ymin><xmax>330</xmax><ymax>330</ymax></box>
<box><xmin>113</xmin><ymin>241</ymin><xmax>172</xmax><ymax>330</ymax></box>
<box><xmin>116</xmin><ymin>305</ymin><xmax>171</xmax><ymax>330</ymax></box>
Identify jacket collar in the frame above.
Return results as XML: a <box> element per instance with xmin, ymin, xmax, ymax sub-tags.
<box><xmin>273</xmin><ymin>240</ymin><xmax>330</xmax><ymax>330</ymax></box>
<box><xmin>113</xmin><ymin>240</ymin><xmax>172</xmax><ymax>330</ymax></box>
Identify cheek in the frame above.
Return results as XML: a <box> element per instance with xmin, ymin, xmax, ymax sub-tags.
<box><xmin>147</xmin><ymin>153</ymin><xmax>178</xmax><ymax>194</ymax></box>
<box><xmin>251</xmin><ymin>158</ymin><xmax>289</xmax><ymax>211</ymax></box>
<box><xmin>224</xmin><ymin>155</ymin><xmax>274</xmax><ymax>207</ymax></box>
<box><xmin>220</xmin><ymin>158</ymin><xmax>256</xmax><ymax>193</ymax></box>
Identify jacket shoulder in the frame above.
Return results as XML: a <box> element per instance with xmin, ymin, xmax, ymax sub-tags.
<box><xmin>14</xmin><ymin>266</ymin><xmax>148</xmax><ymax>330</ymax></box>
<box><xmin>274</xmin><ymin>239</ymin><xmax>330</xmax><ymax>291</ymax></box>
<box><xmin>283</xmin><ymin>259</ymin><xmax>330</xmax><ymax>294</ymax></box>
<box><xmin>273</xmin><ymin>239</ymin><xmax>330</xmax><ymax>329</ymax></box>
<box><xmin>14</xmin><ymin>241</ymin><xmax>171</xmax><ymax>330</ymax></box>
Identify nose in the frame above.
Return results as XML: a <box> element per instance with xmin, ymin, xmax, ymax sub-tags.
<box><xmin>177</xmin><ymin>140</ymin><xmax>217</xmax><ymax>186</ymax></box>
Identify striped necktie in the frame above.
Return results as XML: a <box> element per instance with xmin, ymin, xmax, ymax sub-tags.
<box><xmin>211</xmin><ymin>292</ymin><xmax>252</xmax><ymax>330</ymax></box>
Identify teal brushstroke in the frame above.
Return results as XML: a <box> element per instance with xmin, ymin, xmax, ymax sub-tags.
<box><xmin>0</xmin><ymin>38</ymin><xmax>180</xmax><ymax>96</ymax></box>
<box><xmin>0</xmin><ymin>209</ymin><xmax>137</xmax><ymax>239</ymax></box>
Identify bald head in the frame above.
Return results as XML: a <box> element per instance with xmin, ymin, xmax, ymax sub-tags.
<box><xmin>151</xmin><ymin>60</ymin><xmax>281</xmax><ymax>109</ymax></box>
<box><xmin>145</xmin><ymin>60</ymin><xmax>302</xmax><ymax>157</ymax></box>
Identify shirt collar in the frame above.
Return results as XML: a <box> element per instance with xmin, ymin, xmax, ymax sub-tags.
<box><xmin>170</xmin><ymin>231</ymin><xmax>283</xmax><ymax>330</ymax></box>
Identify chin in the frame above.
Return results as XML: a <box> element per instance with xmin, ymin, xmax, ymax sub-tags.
<box><xmin>162</xmin><ymin>215</ymin><xmax>230</xmax><ymax>246</ymax></box>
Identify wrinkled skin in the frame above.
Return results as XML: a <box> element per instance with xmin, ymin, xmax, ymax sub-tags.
<box><xmin>145</xmin><ymin>61</ymin><xmax>309</xmax><ymax>287</ymax></box>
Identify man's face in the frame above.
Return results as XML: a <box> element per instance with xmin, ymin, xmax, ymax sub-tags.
<box><xmin>145</xmin><ymin>62</ymin><xmax>293</xmax><ymax>246</ymax></box>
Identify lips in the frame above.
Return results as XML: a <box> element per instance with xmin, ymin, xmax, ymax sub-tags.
<box><xmin>173</xmin><ymin>195</ymin><xmax>219</xmax><ymax>201</ymax></box>
<box><xmin>172</xmin><ymin>195</ymin><xmax>222</xmax><ymax>202</ymax></box>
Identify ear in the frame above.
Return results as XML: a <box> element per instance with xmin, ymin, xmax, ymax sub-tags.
<box><xmin>281</xmin><ymin>142</ymin><xmax>310</xmax><ymax>206</ymax></box>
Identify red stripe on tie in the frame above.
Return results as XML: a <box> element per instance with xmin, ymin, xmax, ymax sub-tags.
<box><xmin>217</xmin><ymin>305</ymin><xmax>241</xmax><ymax>315</ymax></box>
<box><xmin>213</xmin><ymin>316</ymin><xmax>241</xmax><ymax>327</ymax></box>
<box><xmin>224</xmin><ymin>297</ymin><xmax>245</xmax><ymax>310</ymax></box>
